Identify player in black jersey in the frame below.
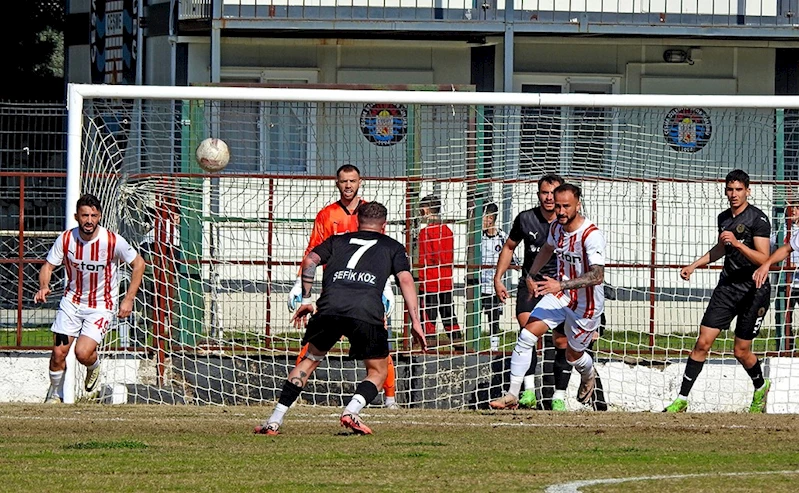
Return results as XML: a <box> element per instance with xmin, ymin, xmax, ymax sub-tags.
<box><xmin>255</xmin><ymin>202</ymin><xmax>425</xmax><ymax>435</ymax></box>
<box><xmin>664</xmin><ymin>169</ymin><xmax>772</xmax><ymax>413</ymax></box>
<box><xmin>492</xmin><ymin>173</ymin><xmax>579</xmax><ymax>410</ymax></box>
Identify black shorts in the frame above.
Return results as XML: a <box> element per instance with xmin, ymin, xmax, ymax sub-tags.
<box><xmin>516</xmin><ymin>281</ymin><xmax>541</xmax><ymax>316</ymax></box>
<box><xmin>302</xmin><ymin>314</ymin><xmax>389</xmax><ymax>360</ymax></box>
<box><xmin>701</xmin><ymin>280</ymin><xmax>771</xmax><ymax>340</ymax></box>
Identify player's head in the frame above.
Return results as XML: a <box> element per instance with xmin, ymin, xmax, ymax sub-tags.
<box><xmin>419</xmin><ymin>195</ymin><xmax>442</xmax><ymax>219</ymax></box>
<box><xmin>553</xmin><ymin>183</ymin><xmax>582</xmax><ymax>227</ymax></box>
<box><xmin>75</xmin><ymin>194</ymin><xmax>102</xmax><ymax>238</ymax></box>
<box><xmin>537</xmin><ymin>173</ymin><xmax>564</xmax><ymax>212</ymax></box>
<box><xmin>725</xmin><ymin>169</ymin><xmax>750</xmax><ymax>209</ymax></box>
<box><xmin>358</xmin><ymin>201</ymin><xmax>388</xmax><ymax>231</ymax></box>
<box><xmin>483</xmin><ymin>202</ymin><xmax>498</xmax><ymax>229</ymax></box>
<box><xmin>336</xmin><ymin>164</ymin><xmax>362</xmax><ymax>201</ymax></box>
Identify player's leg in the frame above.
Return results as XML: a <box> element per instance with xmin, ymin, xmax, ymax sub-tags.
<box><xmin>665</xmin><ymin>286</ymin><xmax>735</xmax><ymax>412</ymax></box>
<box><xmin>383</xmin><ymin>355</ymin><xmax>399</xmax><ymax>409</ymax></box>
<box><xmin>550</xmin><ymin>328</ymin><xmax>571</xmax><ymax>411</ymax></box>
<box><xmin>46</xmin><ymin>299</ymin><xmax>81</xmax><ymax>403</ymax></box>
<box><xmin>588</xmin><ymin>314</ymin><xmax>608</xmax><ymax>411</ymax></box>
<box><xmin>515</xmin><ymin>283</ymin><xmax>539</xmax><ymax>408</ymax></box>
<box><xmin>734</xmin><ymin>284</ymin><xmax>771</xmax><ymax>413</ymax></box>
<box><xmin>491</xmin><ymin>295</ymin><xmax>562</xmax><ymax>409</ymax></box>
<box><xmin>563</xmin><ymin>311</ymin><xmax>602</xmax><ymax>406</ymax></box>
<box><xmin>340</xmin><ymin>319</ymin><xmax>390</xmax><ymax>434</ymax></box>
<box><xmin>439</xmin><ymin>291</ymin><xmax>462</xmax><ymax>344</ymax></box>
<box><xmin>76</xmin><ymin>309</ymin><xmax>113</xmax><ymax>393</ymax></box>
<box><xmin>423</xmin><ymin>292</ymin><xmax>439</xmax><ymax>338</ymax></box>
<box><xmin>256</xmin><ymin>315</ymin><xmax>336</xmax><ymax>435</ymax></box>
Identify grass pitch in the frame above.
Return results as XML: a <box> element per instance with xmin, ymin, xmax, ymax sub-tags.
<box><xmin>0</xmin><ymin>404</ymin><xmax>797</xmax><ymax>492</ymax></box>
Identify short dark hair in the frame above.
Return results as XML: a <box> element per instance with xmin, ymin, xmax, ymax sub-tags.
<box><xmin>76</xmin><ymin>193</ymin><xmax>102</xmax><ymax>212</ymax></box>
<box><xmin>484</xmin><ymin>202</ymin><xmax>499</xmax><ymax>216</ymax></box>
<box><xmin>419</xmin><ymin>195</ymin><xmax>442</xmax><ymax>215</ymax></box>
<box><xmin>359</xmin><ymin>201</ymin><xmax>387</xmax><ymax>222</ymax></box>
<box><xmin>554</xmin><ymin>183</ymin><xmax>582</xmax><ymax>201</ymax></box>
<box><xmin>336</xmin><ymin>164</ymin><xmax>361</xmax><ymax>178</ymax></box>
<box><xmin>726</xmin><ymin>169</ymin><xmax>750</xmax><ymax>188</ymax></box>
<box><xmin>538</xmin><ymin>173</ymin><xmax>565</xmax><ymax>189</ymax></box>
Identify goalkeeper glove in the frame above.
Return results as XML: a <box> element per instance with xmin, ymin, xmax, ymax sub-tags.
<box><xmin>382</xmin><ymin>279</ymin><xmax>395</xmax><ymax>318</ymax></box>
<box><xmin>287</xmin><ymin>278</ymin><xmax>303</xmax><ymax>311</ymax></box>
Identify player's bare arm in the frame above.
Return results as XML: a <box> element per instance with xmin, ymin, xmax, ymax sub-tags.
<box><xmin>680</xmin><ymin>242</ymin><xmax>726</xmax><ymax>281</ymax></box>
<box><xmin>293</xmin><ymin>252</ymin><xmax>322</xmax><ymax>327</ymax></box>
<box><xmin>34</xmin><ymin>261</ymin><xmax>57</xmax><ymax>303</ymax></box>
<box><xmin>492</xmin><ymin>238</ymin><xmax>519</xmax><ymax>302</ymax></box>
<box><xmin>118</xmin><ymin>254</ymin><xmax>145</xmax><ymax>318</ymax></box>
<box><xmin>523</xmin><ymin>242</ymin><xmax>555</xmax><ymax>294</ymax></box>
<box><xmin>753</xmin><ymin>243</ymin><xmax>793</xmax><ymax>288</ymax></box>
<box><xmin>396</xmin><ymin>270</ymin><xmax>426</xmax><ymax>352</ymax></box>
<box><xmin>551</xmin><ymin>264</ymin><xmax>605</xmax><ymax>293</ymax></box>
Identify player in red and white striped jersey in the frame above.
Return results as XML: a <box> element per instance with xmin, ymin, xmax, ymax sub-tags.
<box><xmin>34</xmin><ymin>194</ymin><xmax>145</xmax><ymax>403</ymax></box>
<box><xmin>491</xmin><ymin>183</ymin><xmax>605</xmax><ymax>410</ymax></box>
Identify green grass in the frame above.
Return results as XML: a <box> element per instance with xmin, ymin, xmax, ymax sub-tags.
<box><xmin>0</xmin><ymin>404</ymin><xmax>797</xmax><ymax>492</ymax></box>
<box><xmin>2</xmin><ymin>327</ymin><xmax>788</xmax><ymax>357</ymax></box>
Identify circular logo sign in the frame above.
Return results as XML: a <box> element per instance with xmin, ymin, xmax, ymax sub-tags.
<box><xmin>663</xmin><ymin>108</ymin><xmax>712</xmax><ymax>153</ymax></box>
<box><xmin>360</xmin><ymin>103</ymin><xmax>407</xmax><ymax>146</ymax></box>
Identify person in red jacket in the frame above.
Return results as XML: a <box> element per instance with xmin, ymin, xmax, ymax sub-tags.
<box><xmin>287</xmin><ymin>165</ymin><xmax>399</xmax><ymax>409</ymax></box>
<box><xmin>418</xmin><ymin>195</ymin><xmax>461</xmax><ymax>346</ymax></box>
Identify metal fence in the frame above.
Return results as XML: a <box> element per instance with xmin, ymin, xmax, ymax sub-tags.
<box><xmin>0</xmin><ymin>102</ymin><xmax>66</xmax><ymax>347</ymax></box>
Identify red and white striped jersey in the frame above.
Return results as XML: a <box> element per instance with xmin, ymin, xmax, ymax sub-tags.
<box><xmin>547</xmin><ymin>218</ymin><xmax>606</xmax><ymax>319</ymax></box>
<box><xmin>46</xmin><ymin>226</ymin><xmax>139</xmax><ymax>311</ymax></box>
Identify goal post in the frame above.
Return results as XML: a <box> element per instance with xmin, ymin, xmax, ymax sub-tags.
<box><xmin>63</xmin><ymin>83</ymin><xmax>799</xmax><ymax>412</ymax></box>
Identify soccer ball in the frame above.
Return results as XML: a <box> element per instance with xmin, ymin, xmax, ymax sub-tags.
<box><xmin>195</xmin><ymin>137</ymin><xmax>230</xmax><ymax>172</ymax></box>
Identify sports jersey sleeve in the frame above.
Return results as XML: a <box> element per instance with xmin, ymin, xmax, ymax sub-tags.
<box><xmin>310</xmin><ymin>236</ymin><xmax>335</xmax><ymax>266</ymax></box>
<box><xmin>391</xmin><ymin>243</ymin><xmax>412</xmax><ymax>276</ymax></box>
<box><xmin>584</xmin><ymin>229</ymin><xmax>606</xmax><ymax>267</ymax></box>
<box><xmin>752</xmin><ymin>211</ymin><xmax>771</xmax><ymax>238</ymax></box>
<box><xmin>304</xmin><ymin>208</ymin><xmax>332</xmax><ymax>258</ymax></box>
<box><xmin>417</xmin><ymin>227</ymin><xmax>429</xmax><ymax>279</ymax></box>
<box><xmin>114</xmin><ymin>236</ymin><xmax>139</xmax><ymax>264</ymax></box>
<box><xmin>45</xmin><ymin>232</ymin><xmax>66</xmax><ymax>266</ymax></box>
<box><xmin>546</xmin><ymin>223</ymin><xmax>557</xmax><ymax>247</ymax></box>
<box><xmin>508</xmin><ymin>214</ymin><xmax>524</xmax><ymax>243</ymax></box>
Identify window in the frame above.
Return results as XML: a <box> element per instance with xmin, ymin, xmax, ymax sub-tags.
<box><xmin>514</xmin><ymin>75</ymin><xmax>619</xmax><ymax>177</ymax></box>
<box><xmin>219</xmin><ymin>68</ymin><xmax>318</xmax><ymax>174</ymax></box>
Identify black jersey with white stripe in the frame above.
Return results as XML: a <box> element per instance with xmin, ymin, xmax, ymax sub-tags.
<box><xmin>508</xmin><ymin>206</ymin><xmax>558</xmax><ymax>278</ymax></box>
<box><xmin>312</xmin><ymin>231</ymin><xmax>411</xmax><ymax>325</ymax></box>
<box><xmin>717</xmin><ymin>204</ymin><xmax>770</xmax><ymax>284</ymax></box>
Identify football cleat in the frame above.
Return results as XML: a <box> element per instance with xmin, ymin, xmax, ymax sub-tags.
<box><xmin>551</xmin><ymin>399</ymin><xmax>567</xmax><ymax>411</ymax></box>
<box><xmin>663</xmin><ymin>398</ymin><xmax>688</xmax><ymax>413</ymax></box>
<box><xmin>84</xmin><ymin>365</ymin><xmax>101</xmax><ymax>393</ymax></box>
<box><xmin>489</xmin><ymin>393</ymin><xmax>519</xmax><ymax>410</ymax></box>
<box><xmin>44</xmin><ymin>392</ymin><xmax>62</xmax><ymax>404</ymax></box>
<box><xmin>576</xmin><ymin>368</ymin><xmax>596</xmax><ymax>405</ymax></box>
<box><xmin>518</xmin><ymin>389</ymin><xmax>537</xmax><ymax>409</ymax></box>
<box><xmin>749</xmin><ymin>379</ymin><xmax>771</xmax><ymax>414</ymax></box>
<box><xmin>340</xmin><ymin>413</ymin><xmax>373</xmax><ymax>435</ymax></box>
<box><xmin>253</xmin><ymin>422</ymin><xmax>280</xmax><ymax>436</ymax></box>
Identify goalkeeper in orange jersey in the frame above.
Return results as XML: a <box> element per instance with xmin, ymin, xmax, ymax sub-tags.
<box><xmin>287</xmin><ymin>164</ymin><xmax>400</xmax><ymax>409</ymax></box>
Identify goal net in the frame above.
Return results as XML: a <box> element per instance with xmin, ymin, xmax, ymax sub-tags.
<box><xmin>65</xmin><ymin>84</ymin><xmax>799</xmax><ymax>412</ymax></box>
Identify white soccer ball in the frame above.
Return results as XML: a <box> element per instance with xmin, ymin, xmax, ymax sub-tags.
<box><xmin>195</xmin><ymin>137</ymin><xmax>230</xmax><ymax>172</ymax></box>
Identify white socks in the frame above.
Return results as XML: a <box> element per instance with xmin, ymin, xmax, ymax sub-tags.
<box><xmin>268</xmin><ymin>403</ymin><xmax>289</xmax><ymax>425</ymax></box>
<box><xmin>569</xmin><ymin>352</ymin><xmax>594</xmax><ymax>382</ymax></box>
<box><xmin>49</xmin><ymin>370</ymin><xmax>64</xmax><ymax>398</ymax></box>
<box><xmin>344</xmin><ymin>394</ymin><xmax>367</xmax><ymax>415</ymax></box>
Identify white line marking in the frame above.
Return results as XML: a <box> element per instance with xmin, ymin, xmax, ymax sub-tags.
<box><xmin>545</xmin><ymin>470</ymin><xmax>799</xmax><ymax>493</ymax></box>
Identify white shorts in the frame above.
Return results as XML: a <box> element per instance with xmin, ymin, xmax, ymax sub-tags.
<box><xmin>529</xmin><ymin>293</ymin><xmax>603</xmax><ymax>352</ymax></box>
<box><xmin>51</xmin><ymin>297</ymin><xmax>114</xmax><ymax>345</ymax></box>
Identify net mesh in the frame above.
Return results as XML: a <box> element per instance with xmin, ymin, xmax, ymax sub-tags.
<box><xmin>71</xmin><ymin>90</ymin><xmax>799</xmax><ymax>412</ymax></box>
